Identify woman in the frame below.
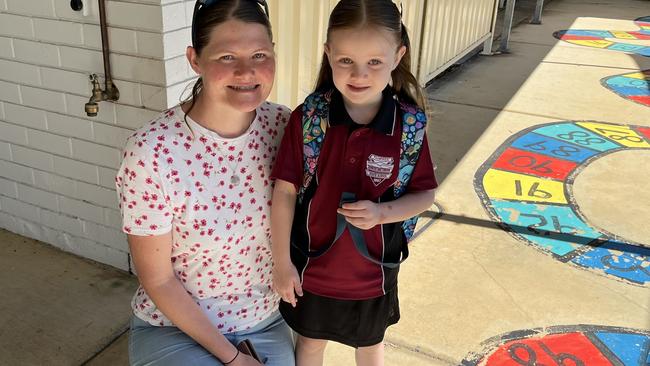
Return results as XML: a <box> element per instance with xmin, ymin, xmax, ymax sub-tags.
<box><xmin>115</xmin><ymin>1</ymin><xmax>294</xmax><ymax>365</ymax></box>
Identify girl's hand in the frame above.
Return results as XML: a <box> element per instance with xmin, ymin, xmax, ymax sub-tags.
<box><xmin>272</xmin><ymin>263</ymin><xmax>303</xmax><ymax>307</ymax></box>
<box><xmin>230</xmin><ymin>352</ymin><xmax>263</xmax><ymax>366</ymax></box>
<box><xmin>337</xmin><ymin>200</ymin><xmax>385</xmax><ymax>230</ymax></box>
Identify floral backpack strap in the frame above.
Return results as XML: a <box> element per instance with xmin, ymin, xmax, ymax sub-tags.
<box><xmin>298</xmin><ymin>90</ymin><xmax>332</xmax><ymax>203</ymax></box>
<box><xmin>395</xmin><ymin>101</ymin><xmax>428</xmax><ymax>242</ymax></box>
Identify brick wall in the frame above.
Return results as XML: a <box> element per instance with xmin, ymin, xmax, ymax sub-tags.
<box><xmin>0</xmin><ymin>0</ymin><xmax>196</xmax><ymax>271</ymax></box>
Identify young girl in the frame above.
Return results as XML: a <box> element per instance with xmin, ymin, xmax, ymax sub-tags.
<box><xmin>271</xmin><ymin>0</ymin><xmax>437</xmax><ymax>365</ymax></box>
<box><xmin>116</xmin><ymin>1</ymin><xmax>294</xmax><ymax>365</ymax></box>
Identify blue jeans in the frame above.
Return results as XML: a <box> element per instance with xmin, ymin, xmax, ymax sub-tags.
<box><xmin>129</xmin><ymin>311</ymin><xmax>295</xmax><ymax>366</ymax></box>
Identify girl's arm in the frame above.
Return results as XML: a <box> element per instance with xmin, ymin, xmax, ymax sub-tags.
<box><xmin>129</xmin><ymin>233</ymin><xmax>260</xmax><ymax>366</ymax></box>
<box><xmin>270</xmin><ymin>179</ymin><xmax>303</xmax><ymax>307</ymax></box>
<box><xmin>338</xmin><ymin>189</ymin><xmax>436</xmax><ymax>230</ymax></box>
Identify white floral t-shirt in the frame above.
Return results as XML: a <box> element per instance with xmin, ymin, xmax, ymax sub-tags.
<box><xmin>116</xmin><ymin>102</ymin><xmax>290</xmax><ymax>332</ymax></box>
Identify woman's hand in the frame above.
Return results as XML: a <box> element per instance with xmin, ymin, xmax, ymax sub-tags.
<box><xmin>272</xmin><ymin>263</ymin><xmax>303</xmax><ymax>307</ymax></box>
<box><xmin>337</xmin><ymin>200</ymin><xmax>385</xmax><ymax>230</ymax></box>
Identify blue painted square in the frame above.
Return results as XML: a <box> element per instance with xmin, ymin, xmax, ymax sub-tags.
<box><xmin>533</xmin><ymin>124</ymin><xmax>621</xmax><ymax>152</ymax></box>
<box><xmin>572</xmin><ymin>242</ymin><xmax>650</xmax><ymax>285</ymax></box>
<box><xmin>565</xmin><ymin>30</ymin><xmax>613</xmax><ymax>38</ymax></box>
<box><xmin>490</xmin><ymin>200</ymin><xmax>602</xmax><ymax>256</ymax></box>
<box><xmin>609</xmin><ymin>85</ymin><xmax>650</xmax><ymax>97</ymax></box>
<box><xmin>638</xmin><ymin>47</ymin><xmax>650</xmax><ymax>57</ymax></box>
<box><xmin>511</xmin><ymin>132</ymin><xmax>600</xmax><ymax>163</ymax></box>
<box><xmin>594</xmin><ymin>332</ymin><xmax>650</xmax><ymax>366</ymax></box>
<box><xmin>605</xmin><ymin>77</ymin><xmax>650</xmax><ymax>96</ymax></box>
<box><xmin>608</xmin><ymin>43</ymin><xmax>648</xmax><ymax>53</ymax></box>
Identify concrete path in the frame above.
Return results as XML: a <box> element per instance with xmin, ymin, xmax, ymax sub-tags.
<box><xmin>1</xmin><ymin>0</ymin><xmax>648</xmax><ymax>365</ymax></box>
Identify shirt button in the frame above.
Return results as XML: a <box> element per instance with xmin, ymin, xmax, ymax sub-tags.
<box><xmin>349</xmin><ymin>157</ymin><xmax>357</xmax><ymax>164</ymax></box>
<box><xmin>354</xmin><ymin>131</ymin><xmax>362</xmax><ymax>137</ymax></box>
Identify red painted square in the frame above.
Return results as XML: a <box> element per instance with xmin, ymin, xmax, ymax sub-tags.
<box><xmin>492</xmin><ymin>147</ymin><xmax>577</xmax><ymax>180</ymax></box>
<box><xmin>629</xmin><ymin>31</ymin><xmax>650</xmax><ymax>40</ymax></box>
<box><xmin>483</xmin><ymin>332</ymin><xmax>613</xmax><ymax>366</ymax></box>
<box><xmin>557</xmin><ymin>34</ymin><xmax>603</xmax><ymax>41</ymax></box>
<box><xmin>637</xmin><ymin>126</ymin><xmax>650</xmax><ymax>141</ymax></box>
<box><xmin>629</xmin><ymin>95</ymin><xmax>650</xmax><ymax>107</ymax></box>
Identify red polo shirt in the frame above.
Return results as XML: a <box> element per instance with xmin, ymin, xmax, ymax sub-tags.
<box><xmin>272</xmin><ymin>89</ymin><xmax>437</xmax><ymax>300</ymax></box>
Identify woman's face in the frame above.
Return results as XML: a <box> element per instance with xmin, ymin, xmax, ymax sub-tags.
<box><xmin>189</xmin><ymin>19</ymin><xmax>275</xmax><ymax>112</ymax></box>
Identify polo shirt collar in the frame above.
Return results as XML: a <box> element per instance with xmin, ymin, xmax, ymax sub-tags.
<box><xmin>328</xmin><ymin>87</ymin><xmax>397</xmax><ymax>136</ymax></box>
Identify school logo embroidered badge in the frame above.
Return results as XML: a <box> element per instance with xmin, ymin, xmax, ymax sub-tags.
<box><xmin>366</xmin><ymin>154</ymin><xmax>394</xmax><ymax>186</ymax></box>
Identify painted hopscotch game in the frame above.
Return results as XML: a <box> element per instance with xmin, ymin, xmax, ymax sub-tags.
<box><xmin>474</xmin><ymin>121</ymin><xmax>650</xmax><ymax>285</ymax></box>
<box><xmin>462</xmin><ymin>326</ymin><xmax>650</xmax><ymax>366</ymax></box>
<box><xmin>602</xmin><ymin>70</ymin><xmax>650</xmax><ymax>108</ymax></box>
<box><xmin>461</xmin><ymin>13</ymin><xmax>650</xmax><ymax>366</ymax></box>
<box><xmin>554</xmin><ymin>16</ymin><xmax>650</xmax><ymax>56</ymax></box>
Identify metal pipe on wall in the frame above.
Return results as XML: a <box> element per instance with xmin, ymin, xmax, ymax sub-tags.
<box><xmin>84</xmin><ymin>0</ymin><xmax>119</xmax><ymax>117</ymax></box>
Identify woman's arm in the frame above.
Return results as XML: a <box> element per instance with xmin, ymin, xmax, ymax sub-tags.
<box><xmin>337</xmin><ymin>189</ymin><xmax>436</xmax><ymax>230</ymax></box>
<box><xmin>129</xmin><ymin>233</ymin><xmax>259</xmax><ymax>365</ymax></box>
<box><xmin>270</xmin><ymin>180</ymin><xmax>303</xmax><ymax>307</ymax></box>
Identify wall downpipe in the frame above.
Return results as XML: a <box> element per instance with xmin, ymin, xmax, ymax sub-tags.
<box><xmin>84</xmin><ymin>0</ymin><xmax>119</xmax><ymax>117</ymax></box>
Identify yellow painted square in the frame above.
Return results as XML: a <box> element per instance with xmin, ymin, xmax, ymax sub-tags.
<box><xmin>611</xmin><ymin>31</ymin><xmax>637</xmax><ymax>40</ymax></box>
<box><xmin>576</xmin><ymin>122</ymin><xmax>650</xmax><ymax>148</ymax></box>
<box><xmin>570</xmin><ymin>40</ymin><xmax>614</xmax><ymax>48</ymax></box>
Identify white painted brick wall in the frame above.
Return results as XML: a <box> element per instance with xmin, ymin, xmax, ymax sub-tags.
<box><xmin>11</xmin><ymin>145</ymin><xmax>55</xmax><ymax>172</ymax></box>
<box><xmin>46</xmin><ymin>112</ymin><xmax>94</xmax><ymax>140</ymax></box>
<box><xmin>0</xmin><ymin>59</ymin><xmax>41</xmax><ymax>86</ymax></box>
<box><xmin>17</xmin><ymin>184</ymin><xmax>59</xmax><ymax>212</ymax></box>
<box><xmin>41</xmin><ymin>68</ymin><xmax>92</xmax><ymax>96</ymax></box>
<box><xmin>14</xmin><ymin>39</ymin><xmax>61</xmax><ymax>67</ymax></box>
<box><xmin>0</xmin><ymin>177</ymin><xmax>18</xmax><ymax>198</ymax></box>
<box><xmin>27</xmin><ymin>129</ymin><xmax>72</xmax><ymax>157</ymax></box>
<box><xmin>0</xmin><ymin>13</ymin><xmax>34</xmax><ymax>38</ymax></box>
<box><xmin>71</xmin><ymin>138</ymin><xmax>121</xmax><ymax>167</ymax></box>
<box><xmin>53</xmin><ymin>156</ymin><xmax>98</xmax><ymax>184</ymax></box>
<box><xmin>5</xmin><ymin>103</ymin><xmax>47</xmax><ymax>129</ymax></box>
<box><xmin>6</xmin><ymin>0</ymin><xmax>56</xmax><ymax>17</ymax></box>
<box><xmin>0</xmin><ymin>196</ymin><xmax>40</xmax><ymax>222</ymax></box>
<box><xmin>0</xmin><ymin>141</ymin><xmax>11</xmax><ymax>161</ymax></box>
<box><xmin>34</xmin><ymin>18</ymin><xmax>84</xmax><ymax>46</ymax></box>
<box><xmin>0</xmin><ymin>120</ymin><xmax>28</xmax><ymax>144</ymax></box>
<box><xmin>0</xmin><ymin>80</ymin><xmax>22</xmax><ymax>104</ymax></box>
<box><xmin>21</xmin><ymin>86</ymin><xmax>66</xmax><ymax>114</ymax></box>
<box><xmin>0</xmin><ymin>37</ymin><xmax>14</xmax><ymax>58</ymax></box>
<box><xmin>0</xmin><ymin>0</ymin><xmax>195</xmax><ymax>271</ymax></box>
<box><xmin>0</xmin><ymin>160</ymin><xmax>33</xmax><ymax>184</ymax></box>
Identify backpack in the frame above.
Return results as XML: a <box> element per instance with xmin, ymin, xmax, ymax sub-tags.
<box><xmin>294</xmin><ymin>90</ymin><xmax>428</xmax><ymax>268</ymax></box>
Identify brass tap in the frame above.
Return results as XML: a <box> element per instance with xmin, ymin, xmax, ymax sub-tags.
<box><xmin>85</xmin><ymin>74</ymin><xmax>120</xmax><ymax>117</ymax></box>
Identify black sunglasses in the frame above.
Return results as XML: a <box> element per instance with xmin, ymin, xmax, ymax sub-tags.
<box><xmin>191</xmin><ymin>0</ymin><xmax>270</xmax><ymax>48</ymax></box>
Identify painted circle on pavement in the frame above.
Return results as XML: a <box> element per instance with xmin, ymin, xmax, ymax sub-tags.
<box><xmin>462</xmin><ymin>325</ymin><xmax>650</xmax><ymax>366</ymax></box>
<box><xmin>554</xmin><ymin>16</ymin><xmax>650</xmax><ymax>57</ymax></box>
<box><xmin>474</xmin><ymin>121</ymin><xmax>650</xmax><ymax>285</ymax></box>
<box><xmin>602</xmin><ymin>70</ymin><xmax>650</xmax><ymax>107</ymax></box>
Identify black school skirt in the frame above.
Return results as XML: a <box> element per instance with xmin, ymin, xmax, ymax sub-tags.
<box><xmin>279</xmin><ymin>288</ymin><xmax>400</xmax><ymax>348</ymax></box>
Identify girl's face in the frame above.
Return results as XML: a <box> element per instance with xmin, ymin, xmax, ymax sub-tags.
<box><xmin>188</xmin><ymin>19</ymin><xmax>275</xmax><ymax>113</ymax></box>
<box><xmin>325</xmin><ymin>26</ymin><xmax>406</xmax><ymax>107</ymax></box>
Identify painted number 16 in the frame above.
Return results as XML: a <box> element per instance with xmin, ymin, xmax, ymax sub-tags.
<box><xmin>515</xmin><ymin>180</ymin><xmax>552</xmax><ymax>199</ymax></box>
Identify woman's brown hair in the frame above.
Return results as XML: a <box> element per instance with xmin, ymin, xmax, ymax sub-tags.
<box><xmin>314</xmin><ymin>0</ymin><xmax>425</xmax><ymax>109</ymax></box>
